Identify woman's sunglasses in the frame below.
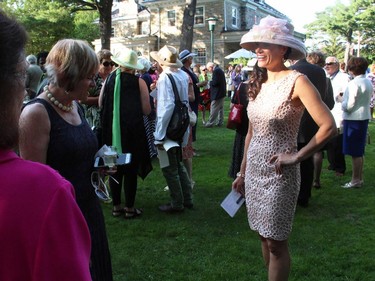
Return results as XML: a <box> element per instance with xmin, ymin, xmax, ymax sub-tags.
<box><xmin>102</xmin><ymin>61</ymin><xmax>116</xmax><ymax>67</ymax></box>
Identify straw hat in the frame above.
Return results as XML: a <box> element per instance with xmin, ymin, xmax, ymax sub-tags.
<box><xmin>150</xmin><ymin>45</ymin><xmax>182</xmax><ymax>68</ymax></box>
<box><xmin>240</xmin><ymin>15</ymin><xmax>306</xmax><ymax>60</ymax></box>
<box><xmin>111</xmin><ymin>49</ymin><xmax>144</xmax><ymax>70</ymax></box>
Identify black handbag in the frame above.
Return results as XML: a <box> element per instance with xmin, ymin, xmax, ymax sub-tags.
<box><xmin>165</xmin><ymin>73</ymin><xmax>190</xmax><ymax>142</ymax></box>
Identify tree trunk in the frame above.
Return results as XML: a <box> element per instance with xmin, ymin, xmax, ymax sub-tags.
<box><xmin>179</xmin><ymin>0</ymin><xmax>196</xmax><ymax>52</ymax></box>
<box><xmin>98</xmin><ymin>0</ymin><xmax>113</xmax><ymax>50</ymax></box>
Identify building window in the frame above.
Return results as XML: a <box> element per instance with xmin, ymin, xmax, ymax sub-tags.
<box><xmin>194</xmin><ymin>48</ymin><xmax>207</xmax><ymax>66</ymax></box>
<box><xmin>137</xmin><ymin>21</ymin><xmax>149</xmax><ymax>35</ymax></box>
<box><xmin>195</xmin><ymin>6</ymin><xmax>204</xmax><ymax>25</ymax></box>
<box><xmin>231</xmin><ymin>7</ymin><xmax>238</xmax><ymax>27</ymax></box>
<box><xmin>167</xmin><ymin>10</ymin><xmax>176</xmax><ymax>27</ymax></box>
<box><xmin>111</xmin><ymin>27</ymin><xmax>115</xmax><ymax>37</ymax></box>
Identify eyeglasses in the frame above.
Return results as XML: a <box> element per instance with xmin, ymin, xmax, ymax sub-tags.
<box><xmin>91</xmin><ymin>171</ymin><xmax>113</xmax><ymax>203</ymax></box>
<box><xmin>325</xmin><ymin>62</ymin><xmax>337</xmax><ymax>66</ymax></box>
<box><xmin>102</xmin><ymin>61</ymin><xmax>116</xmax><ymax>67</ymax></box>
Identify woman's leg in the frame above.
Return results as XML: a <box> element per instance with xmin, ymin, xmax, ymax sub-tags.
<box><xmin>265</xmin><ymin>238</ymin><xmax>290</xmax><ymax>281</ymax></box>
<box><xmin>110</xmin><ymin>170</ymin><xmax>124</xmax><ymax>213</ymax></box>
<box><xmin>351</xmin><ymin>156</ymin><xmax>363</xmax><ymax>183</ymax></box>
<box><xmin>123</xmin><ymin>164</ymin><xmax>138</xmax><ymax>211</ymax></box>
<box><xmin>313</xmin><ymin>151</ymin><xmax>323</xmax><ymax>187</ymax></box>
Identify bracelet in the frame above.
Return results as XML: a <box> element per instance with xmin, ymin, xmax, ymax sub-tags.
<box><xmin>236</xmin><ymin>172</ymin><xmax>245</xmax><ymax>178</ymax></box>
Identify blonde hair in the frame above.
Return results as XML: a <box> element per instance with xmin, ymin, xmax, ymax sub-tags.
<box><xmin>46</xmin><ymin>39</ymin><xmax>99</xmax><ymax>91</ymax></box>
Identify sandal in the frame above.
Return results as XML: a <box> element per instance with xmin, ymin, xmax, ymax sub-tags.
<box><xmin>112</xmin><ymin>208</ymin><xmax>125</xmax><ymax>217</ymax></box>
<box><xmin>124</xmin><ymin>208</ymin><xmax>143</xmax><ymax>219</ymax></box>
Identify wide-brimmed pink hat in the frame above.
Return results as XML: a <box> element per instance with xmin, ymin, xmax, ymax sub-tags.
<box><xmin>240</xmin><ymin>15</ymin><xmax>306</xmax><ymax>60</ymax></box>
<box><xmin>150</xmin><ymin>45</ymin><xmax>182</xmax><ymax>68</ymax></box>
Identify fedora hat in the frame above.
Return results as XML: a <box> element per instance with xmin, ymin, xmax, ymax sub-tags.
<box><xmin>150</xmin><ymin>45</ymin><xmax>182</xmax><ymax>68</ymax></box>
<box><xmin>179</xmin><ymin>49</ymin><xmax>197</xmax><ymax>62</ymax></box>
<box><xmin>111</xmin><ymin>49</ymin><xmax>144</xmax><ymax>70</ymax></box>
<box><xmin>240</xmin><ymin>15</ymin><xmax>306</xmax><ymax>60</ymax></box>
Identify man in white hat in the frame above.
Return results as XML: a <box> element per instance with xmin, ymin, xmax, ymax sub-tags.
<box><xmin>150</xmin><ymin>45</ymin><xmax>194</xmax><ymax>213</ymax></box>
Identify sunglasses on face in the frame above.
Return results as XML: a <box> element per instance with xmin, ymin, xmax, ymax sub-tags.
<box><xmin>325</xmin><ymin>62</ymin><xmax>337</xmax><ymax>66</ymax></box>
<box><xmin>102</xmin><ymin>61</ymin><xmax>116</xmax><ymax>67</ymax></box>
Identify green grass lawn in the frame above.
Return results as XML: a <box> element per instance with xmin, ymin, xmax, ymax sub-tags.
<box><xmin>102</xmin><ymin>99</ymin><xmax>375</xmax><ymax>281</ymax></box>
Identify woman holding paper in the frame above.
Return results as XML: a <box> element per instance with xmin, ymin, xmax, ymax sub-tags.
<box><xmin>232</xmin><ymin>16</ymin><xmax>335</xmax><ymax>280</ymax></box>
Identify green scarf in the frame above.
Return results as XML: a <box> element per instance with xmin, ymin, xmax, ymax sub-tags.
<box><xmin>112</xmin><ymin>68</ymin><xmax>122</xmax><ymax>153</ymax></box>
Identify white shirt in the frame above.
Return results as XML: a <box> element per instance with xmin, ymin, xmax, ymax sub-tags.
<box><xmin>154</xmin><ymin>68</ymin><xmax>190</xmax><ymax>146</ymax></box>
<box><xmin>329</xmin><ymin>71</ymin><xmax>350</xmax><ymax>128</ymax></box>
<box><xmin>342</xmin><ymin>74</ymin><xmax>372</xmax><ymax>121</ymax></box>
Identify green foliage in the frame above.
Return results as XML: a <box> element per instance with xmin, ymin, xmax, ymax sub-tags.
<box><xmin>103</xmin><ymin>99</ymin><xmax>375</xmax><ymax>281</ymax></box>
<box><xmin>2</xmin><ymin>0</ymin><xmax>102</xmax><ymax>54</ymax></box>
<box><xmin>305</xmin><ymin>0</ymin><xmax>375</xmax><ymax>62</ymax></box>
<box><xmin>229</xmin><ymin>57</ymin><xmax>250</xmax><ymax>67</ymax></box>
<box><xmin>72</xmin><ymin>10</ymin><xmax>100</xmax><ymax>46</ymax></box>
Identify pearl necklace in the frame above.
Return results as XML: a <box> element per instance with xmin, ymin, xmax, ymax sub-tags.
<box><xmin>44</xmin><ymin>86</ymin><xmax>74</xmax><ymax>112</ymax></box>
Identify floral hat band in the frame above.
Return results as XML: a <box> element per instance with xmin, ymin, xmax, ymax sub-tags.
<box><xmin>240</xmin><ymin>15</ymin><xmax>306</xmax><ymax>60</ymax></box>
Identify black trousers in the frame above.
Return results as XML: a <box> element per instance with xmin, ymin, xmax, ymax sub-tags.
<box><xmin>110</xmin><ymin>163</ymin><xmax>138</xmax><ymax>208</ymax></box>
<box><xmin>327</xmin><ymin>133</ymin><xmax>346</xmax><ymax>174</ymax></box>
<box><xmin>298</xmin><ymin>143</ymin><xmax>314</xmax><ymax>204</ymax></box>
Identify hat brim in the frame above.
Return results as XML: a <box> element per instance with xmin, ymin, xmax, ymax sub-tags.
<box><xmin>180</xmin><ymin>53</ymin><xmax>197</xmax><ymax>61</ymax></box>
<box><xmin>150</xmin><ymin>51</ymin><xmax>183</xmax><ymax>68</ymax></box>
<box><xmin>240</xmin><ymin>38</ymin><xmax>306</xmax><ymax>61</ymax></box>
<box><xmin>111</xmin><ymin>56</ymin><xmax>144</xmax><ymax>70</ymax></box>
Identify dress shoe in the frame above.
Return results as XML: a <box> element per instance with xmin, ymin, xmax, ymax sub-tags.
<box><xmin>183</xmin><ymin>203</ymin><xmax>194</xmax><ymax>209</ymax></box>
<box><xmin>158</xmin><ymin>203</ymin><xmax>184</xmax><ymax>213</ymax></box>
<box><xmin>297</xmin><ymin>200</ymin><xmax>309</xmax><ymax>208</ymax></box>
<box><xmin>313</xmin><ymin>181</ymin><xmax>321</xmax><ymax>189</ymax></box>
<box><xmin>341</xmin><ymin>181</ymin><xmax>362</xmax><ymax>188</ymax></box>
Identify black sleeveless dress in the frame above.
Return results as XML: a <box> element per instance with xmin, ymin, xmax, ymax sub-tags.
<box><xmin>25</xmin><ymin>99</ymin><xmax>113</xmax><ymax>281</ymax></box>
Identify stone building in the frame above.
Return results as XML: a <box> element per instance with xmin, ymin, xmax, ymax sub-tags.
<box><xmin>92</xmin><ymin>0</ymin><xmax>305</xmax><ymax>67</ymax></box>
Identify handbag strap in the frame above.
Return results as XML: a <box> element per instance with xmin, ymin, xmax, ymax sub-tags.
<box><xmin>166</xmin><ymin>73</ymin><xmax>180</xmax><ymax>103</ymax></box>
<box><xmin>234</xmin><ymin>82</ymin><xmax>242</xmax><ymax>103</ymax></box>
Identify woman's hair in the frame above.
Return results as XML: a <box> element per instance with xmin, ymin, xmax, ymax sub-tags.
<box><xmin>348</xmin><ymin>57</ymin><xmax>368</xmax><ymax>76</ymax></box>
<box><xmin>97</xmin><ymin>49</ymin><xmax>112</xmax><ymax>63</ymax></box>
<box><xmin>248</xmin><ymin>62</ymin><xmax>267</xmax><ymax>100</ymax></box>
<box><xmin>45</xmin><ymin>39</ymin><xmax>99</xmax><ymax>91</ymax></box>
<box><xmin>306</xmin><ymin>51</ymin><xmax>325</xmax><ymax>67</ymax></box>
<box><xmin>347</xmin><ymin>57</ymin><xmax>368</xmax><ymax>76</ymax></box>
<box><xmin>0</xmin><ymin>11</ymin><xmax>28</xmax><ymax>149</ymax></box>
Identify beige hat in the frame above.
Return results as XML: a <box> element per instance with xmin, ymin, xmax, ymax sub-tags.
<box><xmin>240</xmin><ymin>15</ymin><xmax>306</xmax><ymax>60</ymax></box>
<box><xmin>150</xmin><ymin>45</ymin><xmax>182</xmax><ymax>68</ymax></box>
<box><xmin>111</xmin><ymin>48</ymin><xmax>144</xmax><ymax>70</ymax></box>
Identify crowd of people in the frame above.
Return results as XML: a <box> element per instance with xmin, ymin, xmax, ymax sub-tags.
<box><xmin>1</xmin><ymin>9</ymin><xmax>375</xmax><ymax>281</ymax></box>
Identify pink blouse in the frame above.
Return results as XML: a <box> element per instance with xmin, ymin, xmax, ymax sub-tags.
<box><xmin>0</xmin><ymin>149</ymin><xmax>92</xmax><ymax>281</ymax></box>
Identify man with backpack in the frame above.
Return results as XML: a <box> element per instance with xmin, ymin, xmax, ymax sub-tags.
<box><xmin>151</xmin><ymin>45</ymin><xmax>194</xmax><ymax>213</ymax></box>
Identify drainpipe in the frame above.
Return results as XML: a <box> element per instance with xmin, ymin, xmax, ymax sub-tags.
<box><xmin>224</xmin><ymin>0</ymin><xmax>227</xmax><ymax>31</ymax></box>
<box><xmin>157</xmin><ymin>7</ymin><xmax>161</xmax><ymax>50</ymax></box>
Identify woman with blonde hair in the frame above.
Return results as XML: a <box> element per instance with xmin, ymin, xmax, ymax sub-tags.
<box><xmin>19</xmin><ymin>39</ymin><xmax>113</xmax><ymax>281</ymax></box>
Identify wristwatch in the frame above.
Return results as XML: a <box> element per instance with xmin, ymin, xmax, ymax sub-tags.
<box><xmin>236</xmin><ymin>172</ymin><xmax>245</xmax><ymax>178</ymax></box>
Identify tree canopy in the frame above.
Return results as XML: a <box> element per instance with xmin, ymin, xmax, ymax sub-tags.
<box><xmin>305</xmin><ymin>0</ymin><xmax>375</xmax><ymax>63</ymax></box>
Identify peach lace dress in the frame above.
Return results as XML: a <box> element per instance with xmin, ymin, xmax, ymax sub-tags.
<box><xmin>245</xmin><ymin>71</ymin><xmax>304</xmax><ymax>241</ymax></box>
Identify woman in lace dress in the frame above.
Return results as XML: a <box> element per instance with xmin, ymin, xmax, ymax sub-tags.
<box><xmin>232</xmin><ymin>16</ymin><xmax>336</xmax><ymax>280</ymax></box>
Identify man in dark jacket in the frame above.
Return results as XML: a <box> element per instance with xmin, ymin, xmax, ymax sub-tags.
<box><xmin>205</xmin><ymin>61</ymin><xmax>226</xmax><ymax>127</ymax></box>
<box><xmin>291</xmin><ymin>58</ymin><xmax>334</xmax><ymax>207</ymax></box>
<box><xmin>179</xmin><ymin>50</ymin><xmax>207</xmax><ymax>141</ymax></box>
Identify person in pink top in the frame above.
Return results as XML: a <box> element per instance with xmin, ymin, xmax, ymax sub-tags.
<box><xmin>0</xmin><ymin>11</ymin><xmax>92</xmax><ymax>281</ymax></box>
